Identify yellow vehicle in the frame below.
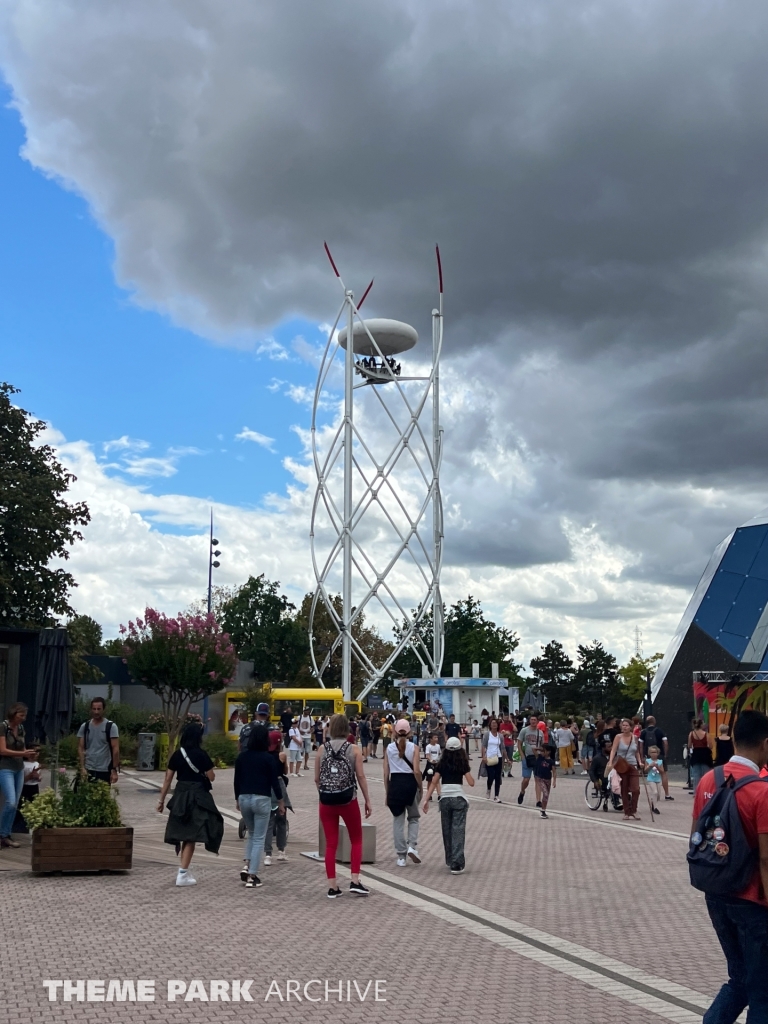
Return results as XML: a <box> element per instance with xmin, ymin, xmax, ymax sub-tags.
<box><xmin>268</xmin><ymin>688</ymin><xmax>362</xmax><ymax>722</ymax></box>
<box><xmin>225</xmin><ymin>688</ymin><xmax>361</xmax><ymax>735</ymax></box>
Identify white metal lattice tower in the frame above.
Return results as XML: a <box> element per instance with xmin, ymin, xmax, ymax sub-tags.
<box><xmin>308</xmin><ymin>246</ymin><xmax>445</xmax><ymax>701</ymax></box>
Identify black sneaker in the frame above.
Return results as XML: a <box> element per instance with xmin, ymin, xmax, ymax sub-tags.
<box><xmin>240</xmin><ymin>867</ymin><xmax>249</xmax><ymax>882</ymax></box>
<box><xmin>327</xmin><ymin>887</ymin><xmax>343</xmax><ymax>899</ymax></box>
<box><xmin>450</xmin><ymin>866</ymin><xmax>465</xmax><ymax>874</ymax></box>
<box><xmin>665</xmin><ymin>795</ymin><xmax>675</xmax><ymax>801</ymax></box>
<box><xmin>349</xmin><ymin>880</ymin><xmax>370</xmax><ymax>896</ymax></box>
<box><xmin>653</xmin><ymin>807</ymin><xmax>660</xmax><ymax>815</ymax></box>
<box><xmin>245</xmin><ymin>875</ymin><xmax>262</xmax><ymax>888</ymax></box>
<box><xmin>540</xmin><ymin>811</ymin><xmax>548</xmax><ymax>819</ymax></box>
<box><xmin>517</xmin><ymin>793</ymin><xmax>524</xmax><ymax>805</ymax></box>
<box><xmin>536</xmin><ymin>800</ymin><xmax>542</xmax><ymax>808</ymax></box>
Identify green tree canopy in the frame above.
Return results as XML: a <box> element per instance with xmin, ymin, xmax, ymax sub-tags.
<box><xmin>394</xmin><ymin>596</ymin><xmax>520</xmax><ymax>680</ymax></box>
<box><xmin>220</xmin><ymin>574</ymin><xmax>307</xmax><ymax>682</ymax></box>
<box><xmin>0</xmin><ymin>382</ymin><xmax>90</xmax><ymax>625</ymax></box>
<box><xmin>66</xmin><ymin>613</ymin><xmax>105</xmax><ymax>687</ymax></box>
<box><xmin>295</xmin><ymin>592</ymin><xmax>395</xmax><ymax>696</ymax></box>
<box><xmin>574</xmin><ymin>640</ymin><xmax>620</xmax><ymax>716</ymax></box>
<box><xmin>529</xmin><ymin>640</ymin><xmax>576</xmax><ymax>709</ymax></box>
<box><xmin>619</xmin><ymin>652</ymin><xmax>663</xmax><ymax>702</ymax></box>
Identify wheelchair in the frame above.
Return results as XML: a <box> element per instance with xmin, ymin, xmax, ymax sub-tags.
<box><xmin>585</xmin><ymin>776</ymin><xmax>623</xmax><ymax>813</ymax></box>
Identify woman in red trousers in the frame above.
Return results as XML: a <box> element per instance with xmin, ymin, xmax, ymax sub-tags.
<box><xmin>315</xmin><ymin>713</ymin><xmax>372</xmax><ymax>898</ymax></box>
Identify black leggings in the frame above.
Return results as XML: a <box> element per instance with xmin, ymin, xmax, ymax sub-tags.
<box><xmin>486</xmin><ymin>762</ymin><xmax>503</xmax><ymax>797</ymax></box>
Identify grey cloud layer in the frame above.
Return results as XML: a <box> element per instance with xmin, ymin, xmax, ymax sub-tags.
<box><xmin>4</xmin><ymin>0</ymin><xmax>768</xmax><ymax>634</ymax></box>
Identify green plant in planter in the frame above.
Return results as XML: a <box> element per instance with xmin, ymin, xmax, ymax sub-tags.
<box><xmin>22</xmin><ymin>774</ymin><xmax>123</xmax><ymax>830</ymax></box>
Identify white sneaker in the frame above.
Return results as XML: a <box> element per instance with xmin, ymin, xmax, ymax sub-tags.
<box><xmin>396</xmin><ymin>857</ymin><xmax>407</xmax><ymax>867</ymax></box>
<box><xmin>175</xmin><ymin>872</ymin><xmax>197</xmax><ymax>886</ymax></box>
<box><xmin>407</xmin><ymin>846</ymin><xmax>421</xmax><ymax>864</ymax></box>
<box><xmin>263</xmin><ymin>855</ymin><xmax>272</xmax><ymax>866</ymax></box>
<box><xmin>276</xmin><ymin>851</ymin><xmax>287</xmax><ymax>861</ymax></box>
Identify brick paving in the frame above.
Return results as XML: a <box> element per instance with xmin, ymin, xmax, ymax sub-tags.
<box><xmin>0</xmin><ymin>757</ymin><xmax>725</xmax><ymax>1024</ymax></box>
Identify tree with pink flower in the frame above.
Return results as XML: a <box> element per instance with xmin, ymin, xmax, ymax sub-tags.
<box><xmin>119</xmin><ymin>609</ymin><xmax>237</xmax><ymax>752</ymax></box>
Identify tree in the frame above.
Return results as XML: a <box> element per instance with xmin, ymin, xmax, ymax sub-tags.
<box><xmin>394</xmin><ymin>596</ymin><xmax>521</xmax><ymax>680</ymax></box>
<box><xmin>573</xmin><ymin>640</ymin><xmax>620</xmax><ymax>716</ymax></box>
<box><xmin>66</xmin><ymin>613</ymin><xmax>105</xmax><ymax>688</ymax></box>
<box><xmin>619</xmin><ymin>653</ymin><xmax>663</xmax><ymax>703</ymax></box>
<box><xmin>220</xmin><ymin>575</ymin><xmax>307</xmax><ymax>683</ymax></box>
<box><xmin>0</xmin><ymin>382</ymin><xmax>90</xmax><ymax>625</ymax></box>
<box><xmin>121</xmin><ymin>608</ymin><xmax>237</xmax><ymax>750</ymax></box>
<box><xmin>294</xmin><ymin>592</ymin><xmax>395</xmax><ymax>696</ymax></box>
<box><xmin>529</xmin><ymin>641</ymin><xmax>576</xmax><ymax>710</ymax></box>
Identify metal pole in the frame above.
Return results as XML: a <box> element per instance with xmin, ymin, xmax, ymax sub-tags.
<box><xmin>432</xmin><ymin>307</ymin><xmax>441</xmax><ymax>681</ymax></box>
<box><xmin>207</xmin><ymin>508</ymin><xmax>213</xmax><ymax>615</ymax></box>
<box><xmin>342</xmin><ymin>292</ymin><xmax>355</xmax><ymax>701</ymax></box>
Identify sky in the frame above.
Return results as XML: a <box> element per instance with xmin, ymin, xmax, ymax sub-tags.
<box><xmin>2</xmin><ymin>0</ymin><xmax>768</xmax><ymax>672</ymax></box>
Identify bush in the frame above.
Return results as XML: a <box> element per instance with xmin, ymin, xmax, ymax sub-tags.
<box><xmin>204</xmin><ymin>733</ymin><xmax>238</xmax><ymax>767</ymax></box>
<box><xmin>22</xmin><ymin>774</ymin><xmax>123</xmax><ymax>830</ymax></box>
<box><xmin>71</xmin><ymin>697</ymin><xmax>153</xmax><ymax>736</ymax></box>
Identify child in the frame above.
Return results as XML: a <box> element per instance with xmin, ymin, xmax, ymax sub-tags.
<box><xmin>424</xmin><ymin>733</ymin><xmax>442</xmax><ymax>799</ymax></box>
<box><xmin>534</xmin><ymin>743</ymin><xmax>557</xmax><ymax>819</ymax></box>
<box><xmin>471</xmin><ymin>720</ymin><xmax>481</xmax><ymax>752</ymax></box>
<box><xmin>645</xmin><ymin>745</ymin><xmax>664</xmax><ymax>815</ymax></box>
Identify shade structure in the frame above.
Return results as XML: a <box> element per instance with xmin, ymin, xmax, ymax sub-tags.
<box><xmin>337</xmin><ymin>318</ymin><xmax>418</xmax><ymax>357</ymax></box>
<box><xmin>35</xmin><ymin>628</ymin><xmax>73</xmax><ymax>744</ymax></box>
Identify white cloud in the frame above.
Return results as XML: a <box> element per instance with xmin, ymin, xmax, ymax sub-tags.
<box><xmin>235</xmin><ymin>427</ymin><xmax>276</xmax><ymax>451</ymax></box>
<box><xmin>255</xmin><ymin>337</ymin><xmax>289</xmax><ymax>360</ymax></box>
<box><xmin>121</xmin><ymin>455</ymin><xmax>179</xmax><ymax>478</ymax></box>
<box><xmin>103</xmin><ymin>435</ymin><xmax>150</xmax><ymax>454</ymax></box>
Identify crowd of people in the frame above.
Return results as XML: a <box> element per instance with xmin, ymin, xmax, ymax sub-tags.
<box><xmin>7</xmin><ymin>688</ymin><xmax>768</xmax><ymax>1018</ymax></box>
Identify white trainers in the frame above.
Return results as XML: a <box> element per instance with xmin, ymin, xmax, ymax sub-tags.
<box><xmin>263</xmin><ymin>855</ymin><xmax>272</xmax><ymax>866</ymax></box>
<box><xmin>396</xmin><ymin>857</ymin><xmax>407</xmax><ymax>867</ymax></box>
<box><xmin>407</xmin><ymin>846</ymin><xmax>421</xmax><ymax>864</ymax></box>
<box><xmin>175</xmin><ymin>872</ymin><xmax>197</xmax><ymax>886</ymax></box>
<box><xmin>276</xmin><ymin>851</ymin><xmax>287</xmax><ymax>861</ymax></box>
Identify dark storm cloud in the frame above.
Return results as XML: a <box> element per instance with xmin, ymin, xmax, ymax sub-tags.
<box><xmin>4</xmin><ymin>0</ymin><xmax>768</xmax><ymax>612</ymax></box>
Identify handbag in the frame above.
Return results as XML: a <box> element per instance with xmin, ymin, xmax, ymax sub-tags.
<box><xmin>614</xmin><ymin>739</ymin><xmax>633</xmax><ymax>775</ymax></box>
<box><xmin>478</xmin><ymin>761</ymin><xmax>488</xmax><ymax>778</ymax></box>
<box><xmin>486</xmin><ymin>755</ymin><xmax>499</xmax><ymax>766</ymax></box>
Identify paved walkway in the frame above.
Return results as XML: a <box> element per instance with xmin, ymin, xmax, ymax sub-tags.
<box><xmin>0</xmin><ymin>757</ymin><xmax>739</xmax><ymax>1024</ymax></box>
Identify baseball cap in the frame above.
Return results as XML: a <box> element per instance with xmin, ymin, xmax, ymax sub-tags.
<box><xmin>445</xmin><ymin>736</ymin><xmax>462</xmax><ymax>750</ymax></box>
<box><xmin>256</xmin><ymin>703</ymin><xmax>270</xmax><ymax>715</ymax></box>
<box><xmin>394</xmin><ymin>719</ymin><xmax>411</xmax><ymax>735</ymax></box>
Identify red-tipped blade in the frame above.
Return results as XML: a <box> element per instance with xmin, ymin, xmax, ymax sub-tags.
<box><xmin>324</xmin><ymin>241</ymin><xmax>340</xmax><ymax>277</ymax></box>
<box><xmin>357</xmin><ymin>278</ymin><xmax>374</xmax><ymax>310</ymax></box>
<box><xmin>435</xmin><ymin>244</ymin><xmax>443</xmax><ymax>294</ymax></box>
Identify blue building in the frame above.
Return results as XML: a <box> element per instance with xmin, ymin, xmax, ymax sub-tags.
<box><xmin>653</xmin><ymin>509</ymin><xmax>768</xmax><ymax>758</ymax></box>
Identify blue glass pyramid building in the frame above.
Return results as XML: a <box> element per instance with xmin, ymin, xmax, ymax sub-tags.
<box><xmin>653</xmin><ymin>510</ymin><xmax>768</xmax><ymax>756</ymax></box>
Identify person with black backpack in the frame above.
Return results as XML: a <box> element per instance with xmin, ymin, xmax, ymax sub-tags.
<box><xmin>689</xmin><ymin>709</ymin><xmax>768</xmax><ymax>1021</ymax></box>
<box><xmin>315</xmin><ymin>713</ymin><xmax>372</xmax><ymax>898</ymax></box>
<box><xmin>76</xmin><ymin>697</ymin><xmax>119</xmax><ymax>784</ymax></box>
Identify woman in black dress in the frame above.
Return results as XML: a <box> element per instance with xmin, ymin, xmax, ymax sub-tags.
<box><xmin>157</xmin><ymin>723</ymin><xmax>224</xmax><ymax>887</ymax></box>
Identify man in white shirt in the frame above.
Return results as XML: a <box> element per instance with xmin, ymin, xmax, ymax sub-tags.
<box><xmin>299</xmin><ymin>711</ymin><xmax>313</xmax><ymax>771</ymax></box>
<box><xmin>288</xmin><ymin>719</ymin><xmax>304</xmax><ymax>776</ymax></box>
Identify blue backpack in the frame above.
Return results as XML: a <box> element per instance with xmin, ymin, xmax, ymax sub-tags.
<box><xmin>687</xmin><ymin>765</ymin><xmax>768</xmax><ymax>896</ymax></box>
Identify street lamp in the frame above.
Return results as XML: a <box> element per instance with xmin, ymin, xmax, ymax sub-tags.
<box><xmin>207</xmin><ymin>508</ymin><xmax>221</xmax><ymax>615</ymax></box>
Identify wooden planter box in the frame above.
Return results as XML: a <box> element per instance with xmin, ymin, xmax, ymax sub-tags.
<box><xmin>31</xmin><ymin>827</ymin><xmax>133</xmax><ymax>873</ymax></box>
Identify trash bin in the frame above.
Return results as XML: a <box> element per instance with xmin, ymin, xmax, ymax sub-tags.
<box><xmin>137</xmin><ymin>733</ymin><xmax>156</xmax><ymax>771</ymax></box>
<box><xmin>318</xmin><ymin>819</ymin><xmax>376</xmax><ymax>864</ymax></box>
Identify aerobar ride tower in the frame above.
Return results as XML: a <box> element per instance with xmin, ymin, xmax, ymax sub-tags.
<box><xmin>308</xmin><ymin>246</ymin><xmax>445</xmax><ymax>701</ymax></box>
